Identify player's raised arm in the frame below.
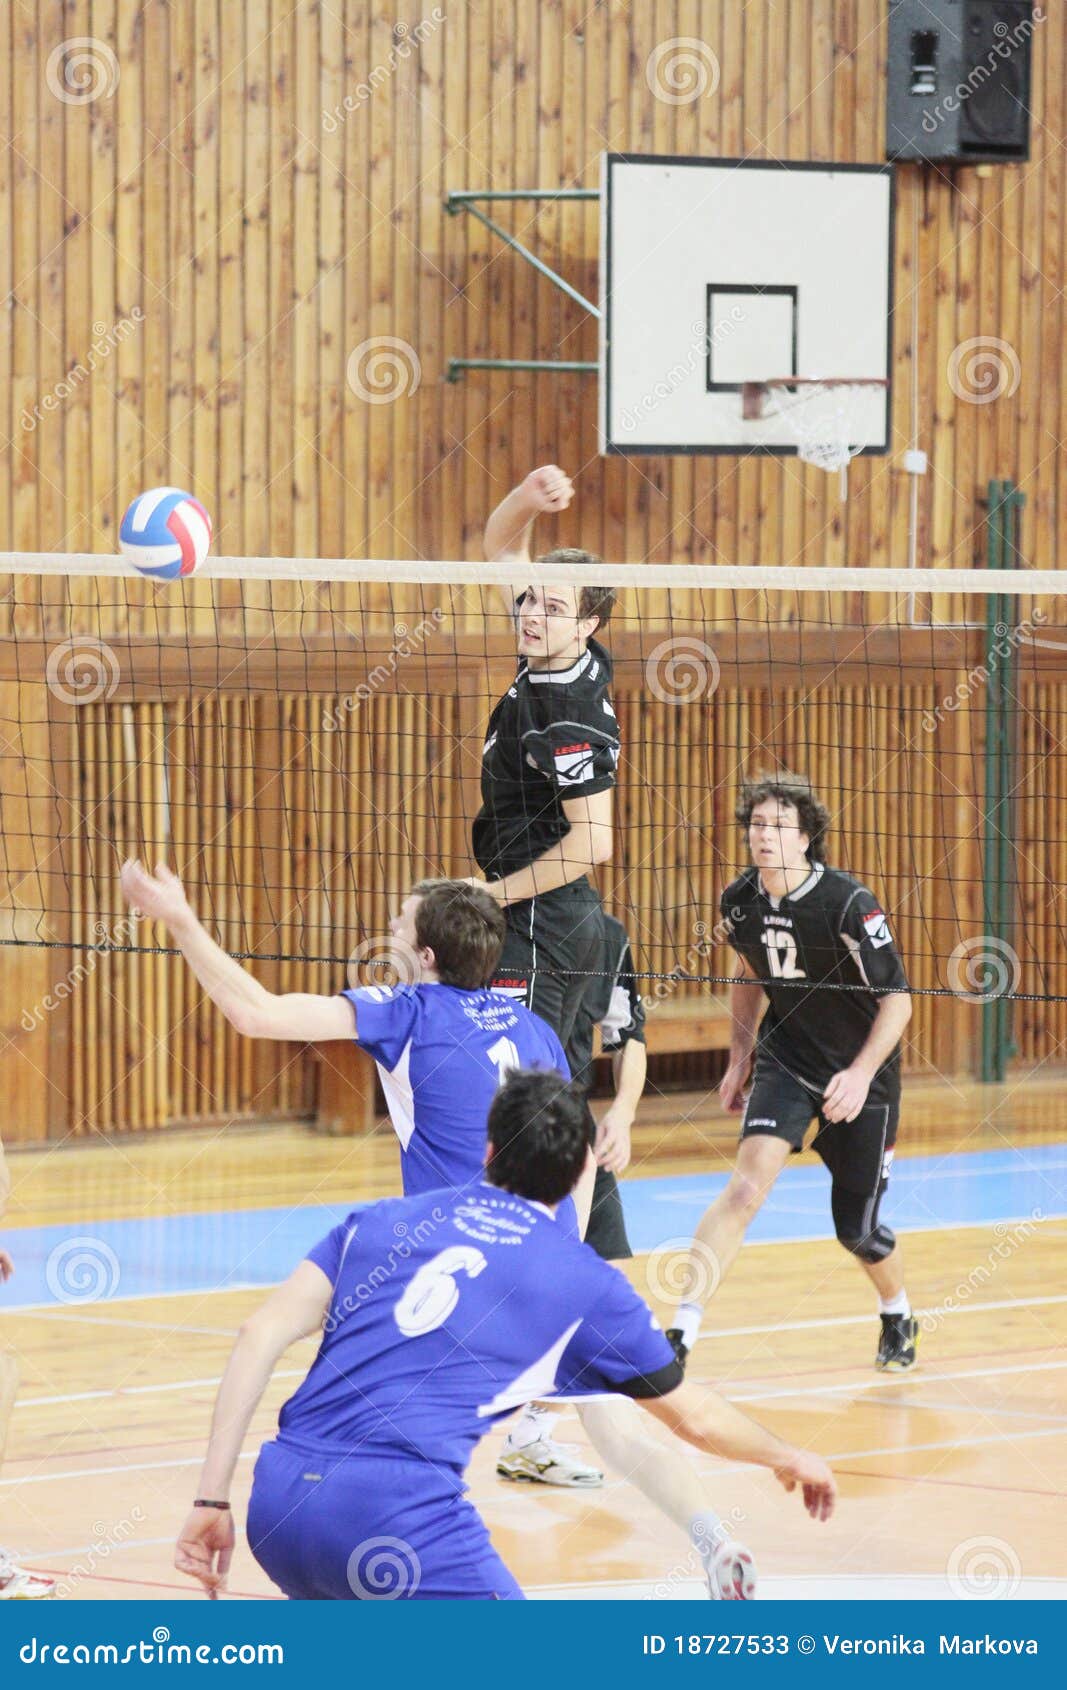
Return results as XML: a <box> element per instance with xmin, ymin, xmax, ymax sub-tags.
<box><xmin>641</xmin><ymin>1381</ymin><xmax>836</xmax><ymax>1521</ymax></box>
<box><xmin>483</xmin><ymin>465</ymin><xmax>575</xmax><ymax>617</ymax></box>
<box><xmin>482</xmin><ymin>788</ymin><xmax>613</xmax><ymax>907</ymax></box>
<box><xmin>119</xmin><ymin>860</ymin><xmax>357</xmax><ymax>1043</ymax></box>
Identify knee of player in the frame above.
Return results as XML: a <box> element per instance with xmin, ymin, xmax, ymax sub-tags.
<box><xmin>723</xmin><ymin>1172</ymin><xmax>767</xmax><ymax>1222</ymax></box>
<box><xmin>836</xmin><ymin>1221</ymin><xmax>896</xmax><ymax>1262</ymax></box>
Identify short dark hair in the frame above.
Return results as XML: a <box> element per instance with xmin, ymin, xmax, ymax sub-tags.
<box><xmin>409</xmin><ymin>879</ymin><xmax>506</xmax><ymax>988</ymax></box>
<box><xmin>736</xmin><ymin>771</ymin><xmax>831</xmax><ymax>863</ymax></box>
<box><xmin>536</xmin><ymin>548</ymin><xmax>618</xmax><ymax>633</ymax></box>
<box><xmin>485</xmin><ymin>1069</ymin><xmax>589</xmax><ymax>1205</ymax></box>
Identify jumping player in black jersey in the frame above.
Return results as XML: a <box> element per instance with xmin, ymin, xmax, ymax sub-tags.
<box><xmin>668</xmin><ymin>773</ymin><xmax>919</xmax><ymax>1373</ymax></box>
<box><xmin>471</xmin><ymin>464</ymin><xmax>619</xmax><ymax>1485</ymax></box>
<box><xmin>471</xmin><ymin>465</ymin><xmax>618</xmax><ymax>1060</ymax></box>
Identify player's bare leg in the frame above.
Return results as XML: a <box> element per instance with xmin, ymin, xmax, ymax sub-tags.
<box><xmin>579</xmin><ymin>1397</ymin><xmax>756</xmax><ymax>1598</ymax></box>
<box><xmin>668</xmin><ymin>1135</ymin><xmax>792</xmax><ymax>1360</ymax></box>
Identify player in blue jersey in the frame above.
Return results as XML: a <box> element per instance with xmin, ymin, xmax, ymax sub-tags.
<box><xmin>119</xmin><ymin>862</ymin><xmax>575</xmax><ymax>1203</ymax></box>
<box><xmin>171</xmin><ymin>1070</ymin><xmax>836</xmax><ymax>1600</ymax></box>
<box><xmin>121</xmin><ymin>861</ymin><xmax>769</xmax><ymax>1593</ymax></box>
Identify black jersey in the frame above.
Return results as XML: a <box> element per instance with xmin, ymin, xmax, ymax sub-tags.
<box><xmin>721</xmin><ymin>862</ymin><xmax>910</xmax><ymax>1101</ymax></box>
<box><xmin>472</xmin><ymin>637</ymin><xmax>620</xmax><ymax>880</ymax></box>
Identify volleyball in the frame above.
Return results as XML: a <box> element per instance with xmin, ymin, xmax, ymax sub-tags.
<box><xmin>119</xmin><ymin>487</ymin><xmax>212</xmax><ymax>580</ymax></box>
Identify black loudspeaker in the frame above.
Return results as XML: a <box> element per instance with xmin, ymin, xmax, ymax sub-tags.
<box><xmin>886</xmin><ymin>1</ymin><xmax>1035</xmax><ymax>164</ymax></box>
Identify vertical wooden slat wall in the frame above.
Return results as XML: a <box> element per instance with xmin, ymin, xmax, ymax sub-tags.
<box><xmin>2</xmin><ymin>3</ymin><xmax>1066</xmax><ymax>1141</ymax></box>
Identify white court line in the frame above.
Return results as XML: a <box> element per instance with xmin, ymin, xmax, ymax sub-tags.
<box><xmin>6</xmin><ymin>1414</ymin><xmax>1066</xmax><ymax>1490</ymax></box>
<box><xmin>695</xmin><ymin>1291</ymin><xmax>1067</xmax><ymax>1341</ymax></box>
<box><xmin>15</xmin><ymin>1370</ymin><xmax>307</xmax><ymax>1410</ymax></box>
<box><xmin>11</xmin><ymin>1295</ymin><xmax>1067</xmax><ymax>1412</ymax></box>
<box><xmin>652</xmin><ymin>1157</ymin><xmax>1067</xmax><ymax>1197</ymax></box>
<box><xmin>13</xmin><ymin>1285</ymin><xmax>262</xmax><ymax>1321</ymax></box>
<box><xmin>732</xmin><ymin>1357</ymin><xmax>1067</xmax><ymax>1405</ymax></box>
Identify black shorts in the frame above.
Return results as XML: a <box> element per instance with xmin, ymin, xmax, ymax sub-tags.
<box><xmin>490</xmin><ymin>879</ymin><xmax>604</xmax><ymax>1061</ymax></box>
<box><xmin>740</xmin><ymin>1061</ymin><xmax>899</xmax><ymax>1191</ymax></box>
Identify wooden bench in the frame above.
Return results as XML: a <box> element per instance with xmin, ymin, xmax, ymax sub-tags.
<box><xmin>312</xmin><ymin>993</ymin><xmax>734</xmax><ymax>1136</ymax></box>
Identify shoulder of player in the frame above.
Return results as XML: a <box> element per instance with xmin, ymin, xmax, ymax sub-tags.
<box><xmin>816</xmin><ymin>867</ymin><xmax>882</xmax><ymax>916</ymax></box>
<box><xmin>722</xmin><ymin>866</ymin><xmax>759</xmax><ymax>906</ymax></box>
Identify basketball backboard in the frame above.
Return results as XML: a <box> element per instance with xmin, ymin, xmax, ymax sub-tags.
<box><xmin>599</xmin><ymin>154</ymin><xmax>893</xmax><ymax>456</ymax></box>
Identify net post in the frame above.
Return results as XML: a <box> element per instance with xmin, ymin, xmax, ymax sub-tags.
<box><xmin>981</xmin><ymin>479</ymin><xmax>1023</xmax><ymax>1082</ymax></box>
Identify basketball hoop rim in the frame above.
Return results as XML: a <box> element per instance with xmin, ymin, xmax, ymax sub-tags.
<box><xmin>740</xmin><ymin>376</ymin><xmax>888</xmax><ymax>422</ymax></box>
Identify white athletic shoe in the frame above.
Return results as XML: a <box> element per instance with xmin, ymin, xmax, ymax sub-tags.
<box><xmin>705</xmin><ymin>1540</ymin><xmax>757</xmax><ymax>1600</ymax></box>
<box><xmin>0</xmin><ymin>1549</ymin><xmax>56</xmax><ymax>1599</ymax></box>
<box><xmin>496</xmin><ymin>1435</ymin><xmax>604</xmax><ymax>1488</ymax></box>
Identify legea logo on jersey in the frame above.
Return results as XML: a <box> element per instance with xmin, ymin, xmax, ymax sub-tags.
<box><xmin>863</xmin><ymin>909</ymin><xmax>893</xmax><ymax>949</ymax></box>
<box><xmin>553</xmin><ymin>740</ymin><xmax>594</xmax><ymax>784</ymax></box>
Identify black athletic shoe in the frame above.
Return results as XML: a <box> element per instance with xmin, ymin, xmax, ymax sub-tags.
<box><xmin>665</xmin><ymin>1328</ymin><xmax>690</xmax><ymax>1369</ymax></box>
<box><xmin>875</xmin><ymin>1313</ymin><xmax>919</xmax><ymax>1371</ymax></box>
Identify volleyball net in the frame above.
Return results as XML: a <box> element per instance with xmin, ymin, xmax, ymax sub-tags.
<box><xmin>1</xmin><ymin>554</ymin><xmax>1064</xmax><ymax>1124</ymax></box>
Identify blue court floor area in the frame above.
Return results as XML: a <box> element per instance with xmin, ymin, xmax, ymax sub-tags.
<box><xmin>3</xmin><ymin>1143</ymin><xmax>1065</xmax><ymax>1309</ymax></box>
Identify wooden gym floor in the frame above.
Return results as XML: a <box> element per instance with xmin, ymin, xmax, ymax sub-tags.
<box><xmin>1</xmin><ymin>1076</ymin><xmax>1065</xmax><ymax>1600</ymax></box>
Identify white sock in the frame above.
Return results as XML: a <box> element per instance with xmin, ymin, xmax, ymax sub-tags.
<box><xmin>878</xmin><ymin>1290</ymin><xmax>911</xmax><ymax>1317</ymax></box>
<box><xmin>507</xmin><ymin>1403</ymin><xmax>558</xmax><ymax>1448</ymax></box>
<box><xmin>674</xmin><ymin>1303</ymin><xmax>703</xmax><ymax>1349</ymax></box>
<box><xmin>689</xmin><ymin>1510</ymin><xmax>728</xmax><ymax>1565</ymax></box>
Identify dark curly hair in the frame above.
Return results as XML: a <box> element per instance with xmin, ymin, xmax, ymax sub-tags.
<box><xmin>736</xmin><ymin>772</ymin><xmax>831</xmax><ymax>863</ymax></box>
<box><xmin>485</xmin><ymin>1069</ymin><xmax>589</xmax><ymax>1206</ymax></box>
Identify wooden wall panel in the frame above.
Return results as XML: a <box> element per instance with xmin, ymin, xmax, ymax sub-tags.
<box><xmin>2</xmin><ymin>4</ymin><xmax>1066</xmax><ymax>1138</ymax></box>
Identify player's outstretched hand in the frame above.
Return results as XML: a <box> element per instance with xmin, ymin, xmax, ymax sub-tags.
<box><xmin>719</xmin><ymin>1060</ymin><xmax>750</xmax><ymax>1114</ymax></box>
<box><xmin>822</xmin><ymin>1064</ymin><xmax>872</xmax><ymax>1123</ymax></box>
<box><xmin>773</xmin><ymin>1449</ymin><xmax>836</xmax><ymax>1521</ymax></box>
<box><xmin>0</xmin><ymin>1247</ymin><xmax>13</xmax><ymax>1282</ymax></box>
<box><xmin>522</xmin><ymin>465</ymin><xmax>574</xmax><ymax>515</ymax></box>
<box><xmin>175</xmin><ymin>1507</ymin><xmax>235</xmax><ymax>1598</ymax></box>
<box><xmin>120</xmin><ymin>859</ymin><xmax>192</xmax><ymax>931</ymax></box>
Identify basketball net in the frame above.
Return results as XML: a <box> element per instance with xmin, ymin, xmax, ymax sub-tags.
<box><xmin>748</xmin><ymin>379</ymin><xmax>886</xmax><ymax>500</ymax></box>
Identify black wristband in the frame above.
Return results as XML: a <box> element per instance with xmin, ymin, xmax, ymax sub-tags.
<box><xmin>193</xmin><ymin>1499</ymin><xmax>231</xmax><ymax>1510</ymax></box>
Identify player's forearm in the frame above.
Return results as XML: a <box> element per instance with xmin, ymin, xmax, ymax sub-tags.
<box><xmin>611</xmin><ymin>1041</ymin><xmax>647</xmax><ymax>1120</ymax></box>
<box><xmin>484</xmin><ymin>482</ymin><xmax>540</xmax><ymax>561</ymax></box>
<box><xmin>728</xmin><ymin>979</ymin><xmax>764</xmax><ymax>1062</ymax></box>
<box><xmin>168</xmin><ymin>910</ymin><xmax>274</xmax><ymax>1034</ymax></box>
<box><xmin>853</xmin><ymin>992</ymin><xmax>912</xmax><ymax>1076</ymax></box>
<box><xmin>644</xmin><ymin>1380</ymin><xmax>798</xmax><ymax>1471</ymax></box>
<box><xmin>196</xmin><ymin>1324</ymin><xmax>284</xmax><ymax>1502</ymax></box>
